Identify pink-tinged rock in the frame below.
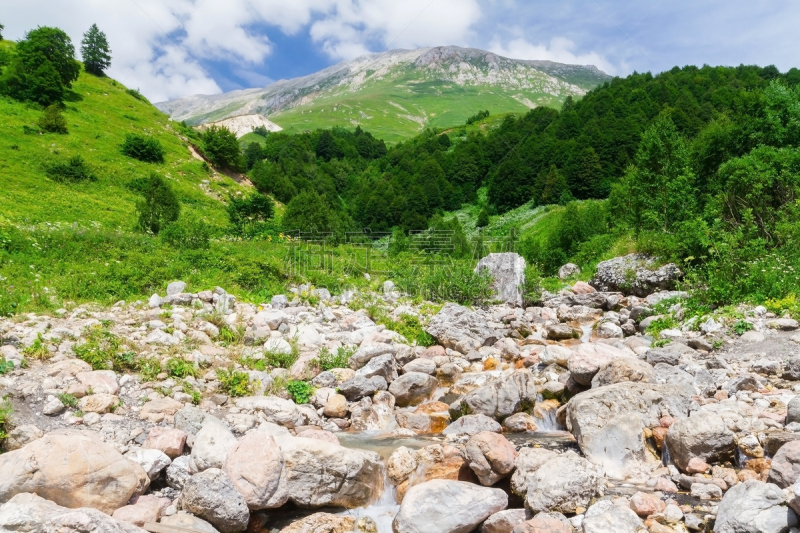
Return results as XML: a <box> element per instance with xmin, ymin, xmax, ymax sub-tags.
<box><xmin>465</xmin><ymin>431</ymin><xmax>518</xmax><ymax>486</ymax></box>
<box><xmin>76</xmin><ymin>370</ymin><xmax>120</xmax><ymax>395</ymax></box>
<box><xmin>655</xmin><ymin>477</ymin><xmax>679</xmax><ymax>493</ymax></box>
<box><xmin>139</xmin><ymin>397</ymin><xmax>183</xmax><ymax>422</ymax></box>
<box><xmin>512</xmin><ymin>515</ymin><xmax>571</xmax><ymax>533</ymax></box>
<box><xmin>111</xmin><ymin>494</ymin><xmax>169</xmax><ymax>526</ymax></box>
<box><xmin>421</xmin><ymin>346</ymin><xmax>446</xmax><ymax>358</ymax></box>
<box><xmin>143</xmin><ymin>427</ymin><xmax>187</xmax><ymax>459</ymax></box>
<box><xmin>223</xmin><ymin>430</ymin><xmax>288</xmax><ymax>510</ymax></box>
<box><xmin>295</xmin><ymin>428</ymin><xmax>340</xmax><ymax>445</ymax></box>
<box><xmin>572</xmin><ymin>281</ymin><xmax>596</xmax><ymax>295</ymax></box>
<box><xmin>629</xmin><ymin>491</ymin><xmax>666</xmax><ymax>517</ymax></box>
<box><xmin>686</xmin><ymin>457</ymin><xmax>710</xmax><ymax>474</ymax></box>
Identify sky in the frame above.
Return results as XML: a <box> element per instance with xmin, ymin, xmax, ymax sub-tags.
<box><xmin>2</xmin><ymin>0</ymin><xmax>800</xmax><ymax>103</ymax></box>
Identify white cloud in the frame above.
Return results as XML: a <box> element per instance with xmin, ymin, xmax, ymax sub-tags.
<box><xmin>490</xmin><ymin>36</ymin><xmax>617</xmax><ymax>75</ymax></box>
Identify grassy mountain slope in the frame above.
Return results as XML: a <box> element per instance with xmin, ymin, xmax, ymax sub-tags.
<box><xmin>0</xmin><ymin>48</ymin><xmax>247</xmax><ymax>230</ymax></box>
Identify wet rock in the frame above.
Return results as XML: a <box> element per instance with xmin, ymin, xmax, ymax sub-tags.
<box><xmin>0</xmin><ymin>493</ymin><xmax>143</xmax><ymax>533</ymax></box>
<box><xmin>389</xmin><ymin>372</ymin><xmax>438</xmax><ymax>407</ymax></box>
<box><xmin>465</xmin><ymin>431</ymin><xmax>518</xmax><ymax>486</ymax></box>
<box><xmin>629</xmin><ymin>491</ymin><xmax>665</xmax><ymax>517</ymax></box>
<box><xmin>393</xmin><ymin>479</ymin><xmax>508</xmax><ymax>533</ymax></box>
<box><xmin>666</xmin><ymin>411</ymin><xmax>735</xmax><ymax>473</ymax></box>
<box><xmin>442</xmin><ymin>414</ymin><xmax>502</xmax><ymax>436</ymax></box>
<box><xmin>502</xmin><ymin>412</ymin><xmax>539</xmax><ymax>433</ymax></box>
<box><xmin>474</xmin><ymin>253</ymin><xmax>526</xmax><ymax>307</ymax></box>
<box><xmin>714</xmin><ymin>480</ymin><xmax>798</xmax><ymax>532</ymax></box>
<box><xmin>180</xmin><ymin>468</ymin><xmax>250</xmax><ymax>533</ymax></box>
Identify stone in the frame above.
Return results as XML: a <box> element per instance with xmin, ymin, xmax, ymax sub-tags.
<box><xmin>442</xmin><ymin>414</ymin><xmax>502</xmax><ymax>436</ymax></box>
<box><xmin>788</xmin><ymin>397</ymin><xmax>800</xmax><ymax>425</ymax></box>
<box><xmin>510</xmin><ymin>448</ymin><xmax>557</xmax><ymax>497</ymax></box>
<box><xmin>389</xmin><ymin>372</ymin><xmax>438</xmax><ymax>407</ymax></box>
<box><xmin>582</xmin><ymin>502</ymin><xmax>645</xmax><ymax>533</ymax></box>
<box><xmin>714</xmin><ymin>480</ymin><xmax>798</xmax><ymax>532</ymax></box>
<box><xmin>457</xmin><ymin>369</ymin><xmax>536</xmax><ymax>420</ymax></box>
<box><xmin>143</xmin><ymin>427</ymin><xmax>187</xmax><ymax>458</ymax></box>
<box><xmin>112</xmin><ymin>494</ymin><xmax>168</xmax><ymax>527</ymax></box>
<box><xmin>324</xmin><ymin>393</ymin><xmax>349</xmax><ymax>418</ymax></box>
<box><xmin>503</xmin><ymin>412</ymin><xmax>539</xmax><ymax>433</ymax></box>
<box><xmin>339</xmin><ymin>374</ymin><xmax>388</xmax><ymax>401</ymax></box>
<box><xmin>161</xmin><ymin>513</ymin><xmax>220</xmax><ymax>533</ymax></box>
<box><xmin>403</xmin><ymin>358</ymin><xmax>437</xmax><ymax>375</ymax></box>
<box><xmin>279</xmin><ymin>513</ymin><xmax>356</xmax><ymax>533</ymax></box>
<box><xmin>180</xmin><ymin>468</ymin><xmax>250</xmax><ymax>533</ymax></box>
<box><xmin>76</xmin><ymin>370</ymin><xmax>119</xmax><ymax>395</ymax></box>
<box><xmin>566</xmin><ymin>382</ymin><xmax>691</xmax><ymax>478</ymax></box>
<box><xmin>475</xmin><ymin>253</ymin><xmax>526</xmax><ymax>307</ymax></box>
<box><xmin>3</xmin><ymin>425</ymin><xmax>43</xmax><ymax>451</ymax></box>
<box><xmin>235</xmin><ymin>396</ymin><xmax>304</xmax><ymax>428</ymax></box>
<box><xmin>768</xmin><ymin>318</ymin><xmax>800</xmax><ymax>331</ymax></box>
<box><xmin>146</xmin><ymin>329</ymin><xmax>178</xmax><ymax>346</ymax></box>
<box><xmin>629</xmin><ymin>491</ymin><xmax>665</xmax><ymax>517</ymax></box>
<box><xmin>224</xmin><ymin>430</ymin><xmax>288</xmax><ymax>510</ymax></box>
<box><xmin>426</xmin><ymin>304</ymin><xmax>500</xmax><ymax>353</ymax></box>
<box><xmin>166</xmin><ymin>455</ymin><xmax>192</xmax><ymax>490</ymax></box>
<box><xmin>275</xmin><ymin>435</ymin><xmax>383</xmax><ymax>508</ymax></box>
<box><xmin>525</xmin><ymin>451</ymin><xmax>601</xmax><ymax>514</ymax></box>
<box><xmin>568</xmin><ymin>343</ymin><xmax>629</xmax><ymax>386</ymax></box>
<box><xmin>666</xmin><ymin>411</ymin><xmax>736</xmax><ymax>473</ymax></box>
<box><xmin>191</xmin><ymin>417</ymin><xmax>238</xmax><ymax>472</ymax></box>
<box><xmin>355</xmin><ymin>352</ymin><xmax>398</xmax><ymax>382</ymax></box>
<box><xmin>591</xmin><ymin>355</ymin><xmax>655</xmax><ymax>388</ymax></box>
<box><xmin>42</xmin><ymin>396</ymin><xmax>65</xmax><ymax>415</ymax></box>
<box><xmin>0</xmin><ymin>431</ymin><xmax>148</xmax><ymax>514</ymax></box>
<box><xmin>349</xmin><ymin>343</ymin><xmax>395</xmax><ymax>371</ymax></box>
<box><xmin>768</xmin><ymin>441</ymin><xmax>800</xmax><ymax>488</ymax></box>
<box><xmin>538</xmin><ymin>345</ymin><xmax>572</xmax><ymax>368</ymax></box>
<box><xmin>125</xmin><ymin>448</ymin><xmax>171</xmax><ymax>480</ymax></box>
<box><xmin>79</xmin><ymin>393</ymin><xmax>119</xmax><ymax>413</ymax></box>
<box><xmin>271</xmin><ymin>294</ymin><xmax>289</xmax><ymax>309</ymax></box>
<box><xmin>512</xmin><ymin>515</ymin><xmax>571</xmax><ymax>533</ymax></box>
<box><xmin>465</xmin><ymin>431</ymin><xmax>518</xmax><ymax>486</ymax></box>
<box><xmin>139</xmin><ymin>397</ymin><xmax>183</xmax><ymax>421</ymax></box>
<box><xmin>545</xmin><ymin>323</ymin><xmax>578</xmax><ymax>341</ymax></box>
<box><xmin>0</xmin><ymin>493</ymin><xmax>143</xmax><ymax>533</ymax></box>
<box><xmin>590</xmin><ymin>254</ymin><xmax>682</xmax><ymax>296</ymax></box>
<box><xmin>691</xmin><ymin>483</ymin><xmax>723</xmax><ymax>499</ymax></box>
<box><xmin>175</xmin><ymin>405</ymin><xmax>210</xmax><ymax>435</ymax></box>
<box><xmin>559</xmin><ymin>263</ymin><xmax>580</xmax><ymax>279</ymax></box>
<box><xmin>392</xmin><ymin>479</ymin><xmax>508</xmax><ymax>533</ymax></box>
<box><xmin>167</xmin><ymin>281</ymin><xmax>187</xmax><ymax>296</ymax></box>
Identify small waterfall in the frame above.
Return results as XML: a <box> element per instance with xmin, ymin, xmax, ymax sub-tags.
<box><xmin>661</xmin><ymin>441</ymin><xmax>672</xmax><ymax>466</ymax></box>
<box><xmin>532</xmin><ymin>394</ymin><xmax>565</xmax><ymax>432</ymax></box>
<box><xmin>736</xmin><ymin>447</ymin><xmax>750</xmax><ymax>468</ymax></box>
<box><xmin>580</xmin><ymin>325</ymin><xmax>593</xmax><ymax>343</ymax></box>
<box><xmin>342</xmin><ymin>463</ymin><xmax>400</xmax><ymax>533</ymax></box>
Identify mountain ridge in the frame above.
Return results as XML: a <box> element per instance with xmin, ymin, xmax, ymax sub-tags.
<box><xmin>156</xmin><ymin>45</ymin><xmax>611</xmax><ymax>141</ymax></box>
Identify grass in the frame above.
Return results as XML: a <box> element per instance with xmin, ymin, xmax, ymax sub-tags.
<box><xmin>0</xmin><ymin>397</ymin><xmax>11</xmax><ymax>445</ymax></box>
<box><xmin>216</xmin><ymin>368</ymin><xmax>253</xmax><ymax>397</ymax></box>
<box><xmin>23</xmin><ymin>333</ymin><xmax>51</xmax><ymax>360</ymax></box>
<box><xmin>314</xmin><ymin>346</ymin><xmax>355</xmax><ymax>371</ymax></box>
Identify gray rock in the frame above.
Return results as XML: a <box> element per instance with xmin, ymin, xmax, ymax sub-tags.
<box><xmin>3</xmin><ymin>425</ymin><xmax>43</xmax><ymax>451</ymax></box>
<box><xmin>190</xmin><ymin>418</ymin><xmax>238</xmax><ymax>472</ymax></box>
<box><xmin>355</xmin><ymin>353</ymin><xmax>397</xmax><ymax>383</ymax></box>
<box><xmin>348</xmin><ymin>343</ymin><xmax>395</xmax><ymax>370</ymax></box>
<box><xmin>582</xmin><ymin>501</ymin><xmax>645</xmax><ymax>533</ymax></box>
<box><xmin>338</xmin><ymin>375</ymin><xmax>388</xmax><ymax>401</ymax></box>
<box><xmin>393</xmin><ymin>479</ymin><xmax>508</xmax><ymax>533</ymax></box>
<box><xmin>474</xmin><ymin>253</ymin><xmax>526</xmax><ymax>307</ymax></box>
<box><xmin>482</xmin><ymin>509</ymin><xmax>530</xmax><ymax>533</ymax></box>
<box><xmin>388</xmin><ymin>372</ymin><xmax>438</xmax><ymax>407</ymax></box>
<box><xmin>0</xmin><ymin>493</ymin><xmax>143</xmax><ymax>533</ymax></box>
<box><xmin>166</xmin><ymin>455</ymin><xmax>192</xmax><ymax>490</ymax></box>
<box><xmin>442</xmin><ymin>414</ymin><xmax>502</xmax><ymax>436</ymax></box>
<box><xmin>270</xmin><ymin>294</ymin><xmax>289</xmax><ymax>309</ymax></box>
<box><xmin>148</xmin><ymin>294</ymin><xmax>162</xmax><ymax>308</ymax></box>
<box><xmin>545</xmin><ymin>323</ymin><xmax>578</xmax><ymax>341</ymax></box>
<box><xmin>175</xmin><ymin>405</ymin><xmax>211</xmax><ymax>435</ymax></box>
<box><xmin>788</xmin><ymin>397</ymin><xmax>800</xmax><ymax>425</ymax></box>
<box><xmin>666</xmin><ymin>411</ymin><xmax>735</xmax><ymax>473</ymax></box>
<box><xmin>510</xmin><ymin>448</ymin><xmax>557</xmax><ymax>497</ymax></box>
<box><xmin>558</xmin><ymin>263</ymin><xmax>580</xmax><ymax>280</ymax></box>
<box><xmin>403</xmin><ymin>358</ymin><xmax>436</xmax><ymax>375</ymax></box>
<box><xmin>167</xmin><ymin>281</ymin><xmax>187</xmax><ymax>296</ymax></box>
<box><xmin>566</xmin><ymin>382</ymin><xmax>692</xmax><ymax>479</ymax></box>
<box><xmin>768</xmin><ymin>318</ymin><xmax>800</xmax><ymax>331</ymax></box>
<box><xmin>590</xmin><ymin>254</ymin><xmax>682</xmax><ymax>297</ymax></box>
<box><xmin>524</xmin><ymin>451</ymin><xmax>602</xmax><ymax>514</ymax></box>
<box><xmin>691</xmin><ymin>483</ymin><xmax>723</xmax><ymax>500</ymax></box>
<box><xmin>124</xmin><ymin>448</ymin><xmax>171</xmax><ymax>480</ymax></box>
<box><xmin>235</xmin><ymin>396</ymin><xmax>304</xmax><ymax>428</ymax></box>
<box><xmin>769</xmin><ymin>441</ymin><xmax>800</xmax><ymax>488</ymax></box>
<box><xmin>591</xmin><ymin>356</ymin><xmax>655</xmax><ymax>388</ymax></box>
<box><xmin>714</xmin><ymin>480</ymin><xmax>797</xmax><ymax>533</ymax></box>
<box><xmin>161</xmin><ymin>513</ymin><xmax>220</xmax><ymax>533</ymax></box>
<box><xmin>425</xmin><ymin>304</ymin><xmax>499</xmax><ymax>353</ymax></box>
<box><xmin>646</xmin><ymin>343</ymin><xmax>698</xmax><ymax>366</ymax></box>
<box><xmin>457</xmin><ymin>370</ymin><xmax>537</xmax><ymax>420</ymax></box>
<box><xmin>180</xmin><ymin>468</ymin><xmax>250</xmax><ymax>533</ymax></box>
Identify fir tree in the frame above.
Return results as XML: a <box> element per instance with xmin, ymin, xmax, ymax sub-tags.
<box><xmin>136</xmin><ymin>173</ymin><xmax>180</xmax><ymax>235</ymax></box>
<box><xmin>81</xmin><ymin>24</ymin><xmax>111</xmax><ymax>76</ymax></box>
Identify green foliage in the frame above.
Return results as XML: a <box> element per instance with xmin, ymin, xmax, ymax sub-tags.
<box><xmin>73</xmin><ymin>326</ymin><xmax>124</xmax><ymax>370</ymax></box>
<box><xmin>466</xmin><ymin>110</ymin><xmax>490</xmax><ymax>125</ymax></box>
<box><xmin>733</xmin><ymin>320</ymin><xmax>754</xmax><ymax>335</ymax></box>
<box><xmin>476</xmin><ymin>207</ymin><xmax>489</xmax><ymax>228</ymax></box>
<box><xmin>395</xmin><ymin>260</ymin><xmax>493</xmax><ymax>305</ymax></box>
<box><xmin>262</xmin><ymin>347</ymin><xmax>299</xmax><ymax>370</ymax></box>
<box><xmin>135</xmin><ymin>172</ymin><xmax>180</xmax><ymax>235</ymax></box>
<box><xmin>45</xmin><ymin>155</ymin><xmax>97</xmax><ymax>183</ymax></box>
<box><xmin>166</xmin><ymin>357</ymin><xmax>197</xmax><ymax>379</ymax></box>
<box><xmin>202</xmin><ymin>125</ymin><xmax>244</xmax><ymax>171</ymax></box>
<box><xmin>121</xmin><ymin>133</ymin><xmax>166</xmax><ymax>163</ymax></box>
<box><xmin>216</xmin><ymin>368</ymin><xmax>253</xmax><ymax>397</ymax></box>
<box><xmin>80</xmin><ymin>24</ymin><xmax>111</xmax><ymax>76</ymax></box>
<box><xmin>38</xmin><ymin>105</ymin><xmax>68</xmax><ymax>134</ymax></box>
<box><xmin>23</xmin><ymin>334</ymin><xmax>50</xmax><ymax>360</ymax></box>
<box><xmin>286</xmin><ymin>380</ymin><xmax>313</xmax><ymax>404</ymax></box>
<box><xmin>376</xmin><ymin>313</ymin><xmax>436</xmax><ymax>347</ymax></box>
<box><xmin>282</xmin><ymin>189</ymin><xmax>350</xmax><ymax>239</ymax></box>
<box><xmin>160</xmin><ymin>213</ymin><xmax>211</xmax><ymax>250</ymax></box>
<box><xmin>58</xmin><ymin>393</ymin><xmax>78</xmax><ymax>408</ymax></box>
<box><xmin>645</xmin><ymin>316</ymin><xmax>680</xmax><ymax>339</ymax></box>
<box><xmin>0</xmin><ymin>396</ymin><xmax>11</xmax><ymax>444</ymax></box>
<box><xmin>125</xmin><ymin>88</ymin><xmax>147</xmax><ymax>102</ymax></box>
<box><xmin>244</xmin><ymin>142</ymin><xmax>264</xmax><ymax>170</ymax></box>
<box><xmin>314</xmin><ymin>346</ymin><xmax>355</xmax><ymax>371</ymax></box>
<box><xmin>0</xmin><ymin>359</ymin><xmax>15</xmax><ymax>375</ymax></box>
<box><xmin>227</xmin><ymin>193</ymin><xmax>274</xmax><ymax>235</ymax></box>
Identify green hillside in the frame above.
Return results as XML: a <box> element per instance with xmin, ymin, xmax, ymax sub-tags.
<box><xmin>0</xmin><ymin>43</ymin><xmax>247</xmax><ymax>230</ymax></box>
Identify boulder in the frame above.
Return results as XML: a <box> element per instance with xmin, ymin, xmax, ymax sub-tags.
<box><xmin>0</xmin><ymin>431</ymin><xmax>148</xmax><ymax>514</ymax></box>
<box><xmin>591</xmin><ymin>355</ymin><xmax>654</xmax><ymax>387</ymax></box>
<box><xmin>224</xmin><ymin>429</ymin><xmax>288</xmax><ymax>510</ymax></box>
<box><xmin>442</xmin><ymin>414</ymin><xmax>502</xmax><ymax>436</ymax></box>
<box><xmin>323</xmin><ymin>393</ymin><xmax>349</xmax><ymax>418</ymax></box>
<box><xmin>558</xmin><ymin>263</ymin><xmax>580</xmax><ymax>280</ymax></box>
<box><xmin>389</xmin><ymin>372</ymin><xmax>438</xmax><ymax>407</ymax></box>
<box><xmin>768</xmin><ymin>441</ymin><xmax>800</xmax><ymax>488</ymax></box>
<box><xmin>112</xmin><ymin>495</ymin><xmax>168</xmax><ymax>527</ymax></box>
<box><xmin>175</xmin><ymin>405</ymin><xmax>210</xmax><ymax>435</ymax></box>
<box><xmin>666</xmin><ymin>411</ymin><xmax>735</xmax><ymax>473</ymax></box>
<box><xmin>235</xmin><ymin>396</ymin><xmax>304</xmax><ymax>428</ymax></box>
<box><xmin>524</xmin><ymin>451</ymin><xmax>602</xmax><ymax>514</ymax></box>
<box><xmin>161</xmin><ymin>513</ymin><xmax>220</xmax><ymax>533</ymax></box>
<box><xmin>392</xmin><ymin>479</ymin><xmax>508</xmax><ymax>533</ymax></box>
<box><xmin>512</xmin><ymin>515</ymin><xmax>571</xmax><ymax>533</ymax></box>
<box><xmin>403</xmin><ymin>358</ymin><xmax>437</xmax><ymax>375</ymax></box>
<box><xmin>458</xmin><ymin>369</ymin><xmax>536</xmax><ymax>420</ymax></box>
<box><xmin>590</xmin><ymin>254</ymin><xmax>682</xmax><ymax>296</ymax></box>
<box><xmin>139</xmin><ymin>397</ymin><xmax>183</xmax><ymax>421</ymax></box>
<box><xmin>510</xmin><ymin>448</ymin><xmax>557</xmax><ymax>497</ymax></box>
<box><xmin>355</xmin><ymin>353</ymin><xmax>398</xmax><ymax>382</ymax></box>
<box><xmin>180</xmin><ymin>468</ymin><xmax>250</xmax><ymax>533</ymax></box>
<box><xmin>75</xmin><ymin>370</ymin><xmax>119</xmax><ymax>395</ymax></box>
<box><xmin>714</xmin><ymin>480</ymin><xmax>798</xmax><ymax>533</ymax></box>
<box><xmin>0</xmin><ymin>493</ymin><xmax>144</xmax><ymax>532</ymax></box>
<box><xmin>4</xmin><ymin>425</ymin><xmax>44</xmax><ymax>451</ymax></box>
<box><xmin>279</xmin><ymin>513</ymin><xmax>356</xmax><ymax>533</ymax></box>
<box><xmin>166</xmin><ymin>455</ymin><xmax>192</xmax><ymax>490</ymax></box>
<box><xmin>474</xmin><ymin>253</ymin><xmax>526</xmax><ymax>307</ymax></box>
<box><xmin>465</xmin><ymin>431</ymin><xmax>518</xmax><ymax>486</ymax></box>
<box><xmin>789</xmin><ymin>397</ymin><xmax>800</xmax><ymax>426</ymax></box>
<box><xmin>143</xmin><ymin>427</ymin><xmax>187</xmax><ymax>458</ymax></box>
<box><xmin>646</xmin><ymin>343</ymin><xmax>698</xmax><ymax>366</ymax></box>
<box><xmin>191</xmin><ymin>418</ymin><xmax>238</xmax><ymax>472</ymax></box>
<box><xmin>582</xmin><ymin>501</ymin><xmax>646</xmax><ymax>533</ymax></box>
<box><xmin>339</xmin><ymin>375</ymin><xmax>388</xmax><ymax>401</ymax></box>
<box><xmin>349</xmin><ymin>344</ymin><xmax>395</xmax><ymax>371</ymax></box>
<box><xmin>566</xmin><ymin>382</ymin><xmax>692</xmax><ymax>478</ymax></box>
<box><xmin>481</xmin><ymin>509</ymin><xmax>530</xmax><ymax>533</ymax></box>
<box><xmin>426</xmin><ymin>304</ymin><xmax>499</xmax><ymax>353</ymax></box>
<box><xmin>124</xmin><ymin>448</ymin><xmax>171</xmax><ymax>480</ymax></box>
<box><xmin>568</xmin><ymin>343</ymin><xmax>630</xmax><ymax>386</ymax></box>
<box><xmin>275</xmin><ymin>435</ymin><xmax>383</xmax><ymax>508</ymax></box>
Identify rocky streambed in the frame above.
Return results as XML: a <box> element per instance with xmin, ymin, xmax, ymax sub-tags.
<box><xmin>3</xmin><ymin>256</ymin><xmax>800</xmax><ymax>532</ymax></box>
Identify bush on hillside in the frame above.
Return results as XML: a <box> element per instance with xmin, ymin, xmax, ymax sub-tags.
<box><xmin>160</xmin><ymin>213</ymin><xmax>211</xmax><ymax>250</ymax></box>
<box><xmin>38</xmin><ymin>104</ymin><xmax>68</xmax><ymax>134</ymax></box>
<box><xmin>121</xmin><ymin>133</ymin><xmax>165</xmax><ymax>163</ymax></box>
<box><xmin>227</xmin><ymin>193</ymin><xmax>274</xmax><ymax>236</ymax></box>
<box><xmin>45</xmin><ymin>155</ymin><xmax>97</xmax><ymax>183</ymax></box>
<box><xmin>282</xmin><ymin>189</ymin><xmax>350</xmax><ymax>242</ymax></box>
<box><xmin>135</xmin><ymin>172</ymin><xmax>180</xmax><ymax>234</ymax></box>
<box><xmin>202</xmin><ymin>125</ymin><xmax>244</xmax><ymax>171</ymax></box>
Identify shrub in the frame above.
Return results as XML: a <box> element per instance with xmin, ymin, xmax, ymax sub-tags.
<box><xmin>135</xmin><ymin>172</ymin><xmax>180</xmax><ymax>235</ymax></box>
<box><xmin>286</xmin><ymin>380</ymin><xmax>313</xmax><ymax>404</ymax></box>
<box><xmin>45</xmin><ymin>155</ymin><xmax>97</xmax><ymax>183</ymax></box>
<box><xmin>202</xmin><ymin>125</ymin><xmax>244</xmax><ymax>171</ymax></box>
<box><xmin>733</xmin><ymin>320</ymin><xmax>754</xmax><ymax>335</ymax></box>
<box><xmin>0</xmin><ymin>359</ymin><xmax>15</xmax><ymax>375</ymax></box>
<box><xmin>166</xmin><ymin>357</ymin><xmax>197</xmax><ymax>378</ymax></box>
<box><xmin>121</xmin><ymin>133</ymin><xmax>165</xmax><ymax>163</ymax></box>
<box><xmin>38</xmin><ymin>105</ymin><xmax>68</xmax><ymax>134</ymax></box>
<box><xmin>0</xmin><ymin>397</ymin><xmax>11</xmax><ymax>443</ymax></box>
<box><xmin>23</xmin><ymin>334</ymin><xmax>51</xmax><ymax>360</ymax></box>
<box><xmin>227</xmin><ymin>193</ymin><xmax>274</xmax><ymax>236</ymax></box>
<box><xmin>58</xmin><ymin>393</ymin><xmax>78</xmax><ymax>408</ymax></box>
<box><xmin>73</xmin><ymin>327</ymin><xmax>123</xmax><ymax>369</ymax></box>
<box><xmin>263</xmin><ymin>348</ymin><xmax>298</xmax><ymax>370</ymax></box>
<box><xmin>216</xmin><ymin>368</ymin><xmax>253</xmax><ymax>397</ymax></box>
<box><xmin>160</xmin><ymin>213</ymin><xmax>211</xmax><ymax>250</ymax></box>
<box><xmin>314</xmin><ymin>346</ymin><xmax>355</xmax><ymax>371</ymax></box>
<box><xmin>126</xmin><ymin>88</ymin><xmax>147</xmax><ymax>102</ymax></box>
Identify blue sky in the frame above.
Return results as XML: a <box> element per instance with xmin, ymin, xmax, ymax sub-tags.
<box><xmin>3</xmin><ymin>0</ymin><xmax>800</xmax><ymax>101</ymax></box>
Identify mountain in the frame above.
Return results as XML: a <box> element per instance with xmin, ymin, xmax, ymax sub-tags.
<box><xmin>156</xmin><ymin>46</ymin><xmax>611</xmax><ymax>142</ymax></box>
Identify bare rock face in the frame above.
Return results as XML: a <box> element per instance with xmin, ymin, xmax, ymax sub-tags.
<box><xmin>666</xmin><ymin>411</ymin><xmax>736</xmax><ymax>473</ymax></box>
<box><xmin>0</xmin><ymin>493</ymin><xmax>145</xmax><ymax>533</ymax></box>
<box><xmin>392</xmin><ymin>479</ymin><xmax>508</xmax><ymax>533</ymax></box>
<box><xmin>180</xmin><ymin>468</ymin><xmax>250</xmax><ymax>533</ymax></box>
<box><xmin>474</xmin><ymin>253</ymin><xmax>526</xmax><ymax>307</ymax></box>
<box><xmin>278</xmin><ymin>513</ymin><xmax>356</xmax><ymax>533</ymax></box>
<box><xmin>0</xmin><ymin>431</ymin><xmax>149</xmax><ymax>514</ymax></box>
<box><xmin>768</xmin><ymin>441</ymin><xmax>800</xmax><ymax>488</ymax></box>
<box><xmin>457</xmin><ymin>370</ymin><xmax>537</xmax><ymax>420</ymax></box>
<box><xmin>190</xmin><ymin>417</ymin><xmax>238</xmax><ymax>472</ymax></box>
<box><xmin>590</xmin><ymin>254</ymin><xmax>682</xmax><ymax>297</ymax></box>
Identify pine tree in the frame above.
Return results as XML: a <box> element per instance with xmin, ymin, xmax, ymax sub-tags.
<box><xmin>477</xmin><ymin>207</ymin><xmax>489</xmax><ymax>228</ymax></box>
<box><xmin>81</xmin><ymin>24</ymin><xmax>111</xmax><ymax>76</ymax></box>
<box><xmin>0</xmin><ymin>23</ymin><xmax>5</xmax><ymax>41</ymax></box>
